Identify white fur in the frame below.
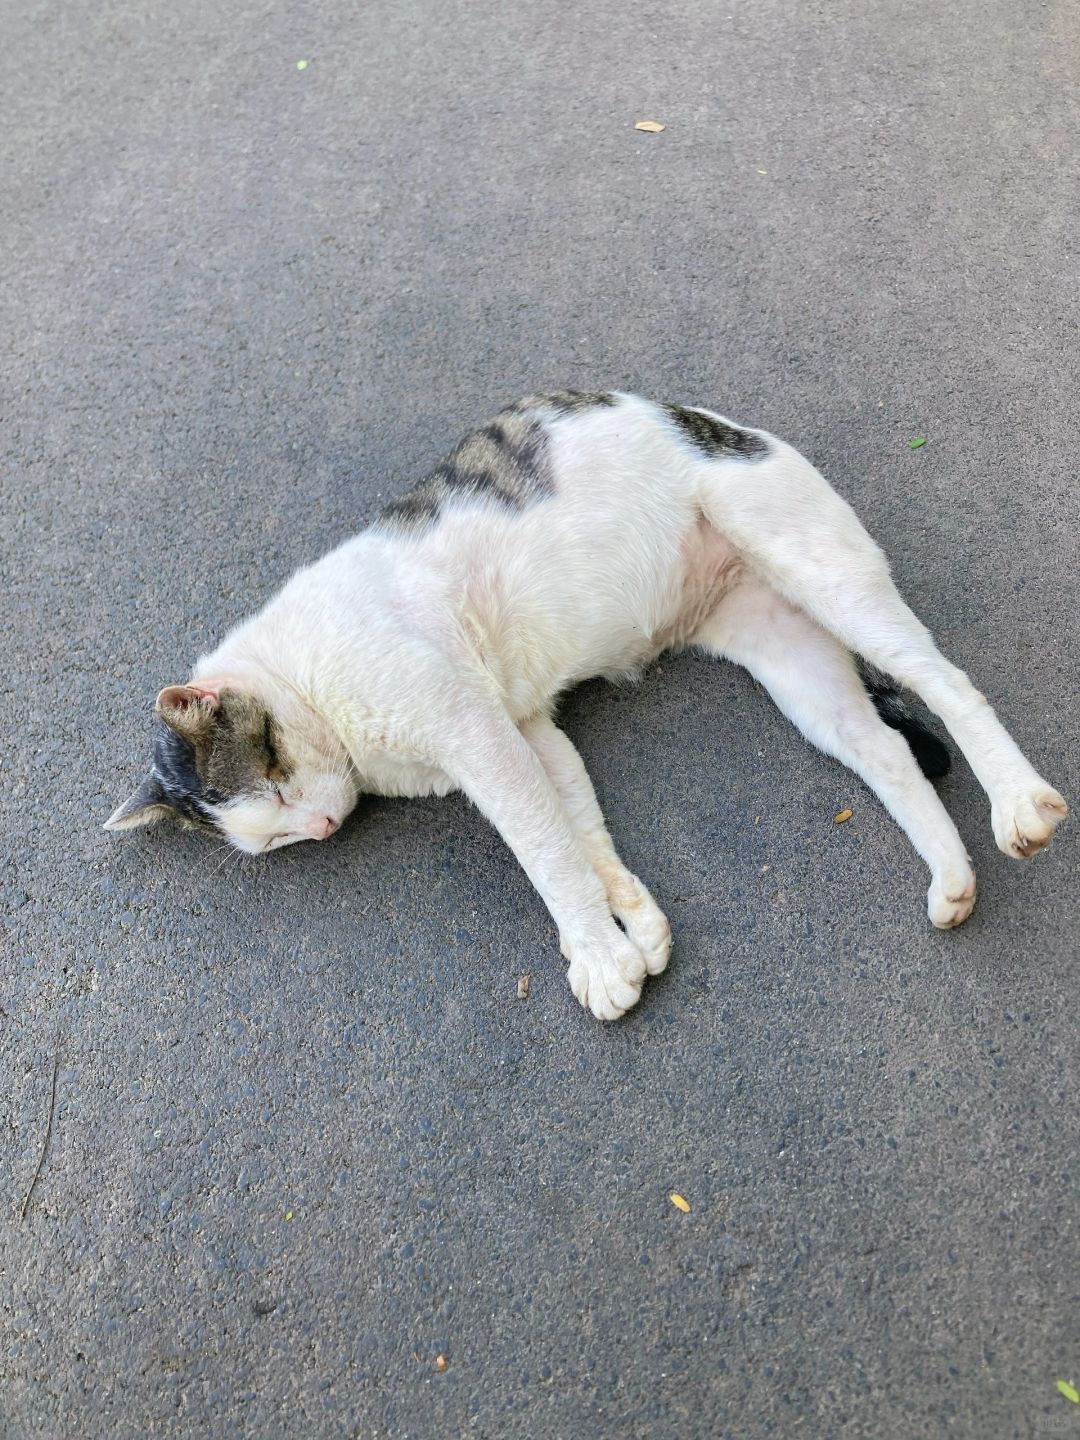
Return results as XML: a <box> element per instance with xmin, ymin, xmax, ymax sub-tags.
<box><xmin>183</xmin><ymin>394</ymin><xmax>1065</xmax><ymax>1018</ymax></box>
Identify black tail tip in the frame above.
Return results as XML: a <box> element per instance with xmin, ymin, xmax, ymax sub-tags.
<box><xmin>899</xmin><ymin>721</ymin><xmax>951</xmax><ymax>780</ymax></box>
<box><xmin>865</xmin><ymin>681</ymin><xmax>952</xmax><ymax>780</ymax></box>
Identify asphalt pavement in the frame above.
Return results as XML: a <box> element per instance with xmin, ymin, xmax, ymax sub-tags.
<box><xmin>2</xmin><ymin>1</ymin><xmax>1078</xmax><ymax>1435</ymax></box>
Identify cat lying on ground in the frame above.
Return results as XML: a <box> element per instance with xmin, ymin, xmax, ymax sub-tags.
<box><xmin>106</xmin><ymin>391</ymin><xmax>1067</xmax><ymax>1019</ymax></box>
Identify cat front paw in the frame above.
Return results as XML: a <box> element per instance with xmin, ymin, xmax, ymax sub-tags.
<box><xmin>561</xmin><ymin>927</ymin><xmax>648</xmax><ymax>1021</ymax></box>
<box><xmin>610</xmin><ymin>874</ymin><xmax>672</xmax><ymax>976</ymax></box>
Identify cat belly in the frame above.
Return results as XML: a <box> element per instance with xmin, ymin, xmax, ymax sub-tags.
<box><xmin>493</xmin><ymin>514</ymin><xmax>744</xmax><ymax>712</ymax></box>
<box><xmin>650</xmin><ymin>514</ymin><xmax>745</xmax><ymax>654</ymax></box>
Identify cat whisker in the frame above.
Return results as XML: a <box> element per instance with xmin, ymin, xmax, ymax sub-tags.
<box><xmin>176</xmin><ymin>834</ymin><xmax>247</xmax><ymax>907</ymax></box>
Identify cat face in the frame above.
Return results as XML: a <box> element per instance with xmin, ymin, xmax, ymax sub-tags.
<box><xmin>105</xmin><ymin>682</ymin><xmax>359</xmax><ymax>853</ymax></box>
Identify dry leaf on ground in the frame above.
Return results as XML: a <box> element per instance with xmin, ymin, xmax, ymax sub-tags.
<box><xmin>669</xmin><ymin>1192</ymin><xmax>691</xmax><ymax>1213</ymax></box>
<box><xmin>634</xmin><ymin>120</ymin><xmax>665</xmax><ymax>133</ymax></box>
<box><xmin>834</xmin><ymin>809</ymin><xmax>853</xmax><ymax>823</ymax></box>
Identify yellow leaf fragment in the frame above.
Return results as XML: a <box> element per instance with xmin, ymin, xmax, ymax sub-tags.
<box><xmin>435</xmin><ymin>1353</ymin><xmax>448</xmax><ymax>1373</ymax></box>
<box><xmin>284</xmin><ymin>1210</ymin><xmax>294</xmax><ymax>1221</ymax></box>
<box><xmin>1058</xmin><ymin>1380</ymin><xmax>1080</xmax><ymax>1404</ymax></box>
<box><xmin>834</xmin><ymin>809</ymin><xmax>853</xmax><ymax>824</ymax></box>
<box><xmin>669</xmin><ymin>1192</ymin><xmax>691</xmax><ymax>1213</ymax></box>
<box><xmin>756</xmin><ymin>168</ymin><xmax>768</xmax><ymax>175</ymax></box>
<box><xmin>296</xmin><ymin>59</ymin><xmax>308</xmax><ymax>70</ymax></box>
<box><xmin>634</xmin><ymin>120</ymin><xmax>665</xmax><ymax>133</ymax></box>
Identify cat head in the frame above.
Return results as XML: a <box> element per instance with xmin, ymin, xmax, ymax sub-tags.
<box><xmin>105</xmin><ymin>679</ymin><xmax>359</xmax><ymax>853</ymax></box>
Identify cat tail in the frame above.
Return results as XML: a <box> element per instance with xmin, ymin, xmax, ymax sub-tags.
<box><xmin>857</xmin><ymin>660</ymin><xmax>951</xmax><ymax>780</ymax></box>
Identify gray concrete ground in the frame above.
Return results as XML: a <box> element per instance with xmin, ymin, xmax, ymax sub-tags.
<box><xmin>2</xmin><ymin>1</ymin><xmax>1078</xmax><ymax>1435</ymax></box>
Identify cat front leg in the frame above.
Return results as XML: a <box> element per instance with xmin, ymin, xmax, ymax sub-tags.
<box><xmin>520</xmin><ymin>713</ymin><xmax>671</xmax><ymax>975</ymax></box>
<box><xmin>434</xmin><ymin>698</ymin><xmax>651</xmax><ymax>1020</ymax></box>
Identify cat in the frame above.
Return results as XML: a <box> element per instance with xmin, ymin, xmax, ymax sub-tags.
<box><xmin>105</xmin><ymin>390</ymin><xmax>1068</xmax><ymax>1020</ymax></box>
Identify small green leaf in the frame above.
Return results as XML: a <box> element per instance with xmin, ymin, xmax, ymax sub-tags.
<box><xmin>908</xmin><ymin>437</ymin><xmax>926</xmax><ymax>449</ymax></box>
<box><xmin>296</xmin><ymin>59</ymin><xmax>309</xmax><ymax>70</ymax></box>
<box><xmin>1057</xmin><ymin>1379</ymin><xmax>1080</xmax><ymax>1404</ymax></box>
<box><xmin>284</xmin><ymin>1210</ymin><xmax>294</xmax><ymax>1221</ymax></box>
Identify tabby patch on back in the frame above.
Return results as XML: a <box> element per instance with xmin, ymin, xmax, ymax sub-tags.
<box><xmin>378</xmin><ymin>391</ymin><xmax>620</xmax><ymax>532</ymax></box>
<box><xmin>380</xmin><ymin>410</ymin><xmax>551</xmax><ymax>531</ymax></box>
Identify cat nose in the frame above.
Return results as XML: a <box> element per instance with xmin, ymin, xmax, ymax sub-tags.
<box><xmin>308</xmin><ymin>816</ymin><xmax>339</xmax><ymax>839</ymax></box>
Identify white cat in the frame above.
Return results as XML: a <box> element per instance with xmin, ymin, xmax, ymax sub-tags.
<box><xmin>106</xmin><ymin>391</ymin><xmax>1067</xmax><ymax>1019</ymax></box>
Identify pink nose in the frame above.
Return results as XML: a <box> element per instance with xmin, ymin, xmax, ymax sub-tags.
<box><xmin>308</xmin><ymin>816</ymin><xmax>339</xmax><ymax>840</ymax></box>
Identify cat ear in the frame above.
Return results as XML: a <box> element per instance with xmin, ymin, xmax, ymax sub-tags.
<box><xmin>155</xmin><ymin>684</ymin><xmax>219</xmax><ymax>741</ymax></box>
<box><xmin>103</xmin><ymin>774</ymin><xmax>173</xmax><ymax>830</ymax></box>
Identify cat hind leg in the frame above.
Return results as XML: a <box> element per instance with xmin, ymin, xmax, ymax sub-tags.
<box><xmin>695</xmin><ymin>577</ymin><xmax>977</xmax><ymax>928</ymax></box>
<box><xmin>695</xmin><ymin>440</ymin><xmax>1067</xmax><ymax>860</ymax></box>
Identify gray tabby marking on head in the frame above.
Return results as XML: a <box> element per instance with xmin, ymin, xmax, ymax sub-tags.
<box><xmin>106</xmin><ymin>687</ymin><xmax>287</xmax><ymax>831</ymax></box>
<box><xmin>380</xmin><ymin>409</ymin><xmax>553</xmax><ymax>533</ymax></box>
<box><xmin>664</xmin><ymin>405</ymin><xmax>770</xmax><ymax>459</ymax></box>
<box><xmin>197</xmin><ymin>693</ymin><xmax>288</xmax><ymax>795</ymax></box>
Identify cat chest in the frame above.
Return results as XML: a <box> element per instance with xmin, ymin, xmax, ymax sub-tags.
<box><xmin>354</xmin><ymin>749</ymin><xmax>456</xmax><ymax>800</ymax></box>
